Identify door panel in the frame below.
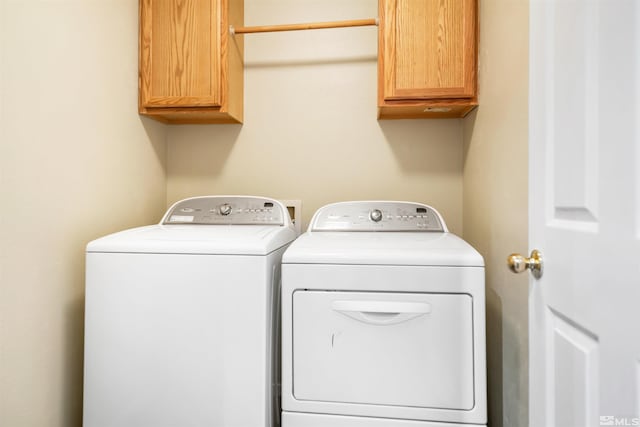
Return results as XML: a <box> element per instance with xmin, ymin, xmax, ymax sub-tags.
<box><xmin>292</xmin><ymin>291</ymin><xmax>474</xmax><ymax>410</ymax></box>
<box><xmin>548</xmin><ymin>0</ymin><xmax>599</xmax><ymax>230</ymax></box>
<box><xmin>530</xmin><ymin>0</ymin><xmax>640</xmax><ymax>426</ymax></box>
<box><xmin>548</xmin><ymin>309</ymin><xmax>599</xmax><ymax>427</ymax></box>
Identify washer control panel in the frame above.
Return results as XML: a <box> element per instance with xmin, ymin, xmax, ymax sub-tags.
<box><xmin>310</xmin><ymin>201</ymin><xmax>446</xmax><ymax>232</ymax></box>
<box><xmin>162</xmin><ymin>196</ymin><xmax>287</xmax><ymax>226</ymax></box>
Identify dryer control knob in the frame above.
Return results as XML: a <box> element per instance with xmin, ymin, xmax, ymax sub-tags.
<box><xmin>219</xmin><ymin>204</ymin><xmax>232</xmax><ymax>216</ymax></box>
<box><xmin>369</xmin><ymin>209</ymin><xmax>383</xmax><ymax>222</ymax></box>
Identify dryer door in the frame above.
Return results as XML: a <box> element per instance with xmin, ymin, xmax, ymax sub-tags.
<box><xmin>292</xmin><ymin>290</ymin><xmax>474</xmax><ymax>410</ymax></box>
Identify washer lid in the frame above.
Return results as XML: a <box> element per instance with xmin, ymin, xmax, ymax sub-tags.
<box><xmin>87</xmin><ymin>224</ymin><xmax>297</xmax><ymax>255</ymax></box>
<box><xmin>282</xmin><ymin>232</ymin><xmax>483</xmax><ymax>267</ymax></box>
<box><xmin>87</xmin><ymin>196</ymin><xmax>296</xmax><ymax>255</ymax></box>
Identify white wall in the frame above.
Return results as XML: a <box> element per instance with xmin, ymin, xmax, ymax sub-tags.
<box><xmin>0</xmin><ymin>1</ymin><xmax>167</xmax><ymax>426</ymax></box>
<box><xmin>462</xmin><ymin>0</ymin><xmax>529</xmax><ymax>426</ymax></box>
<box><xmin>166</xmin><ymin>0</ymin><xmax>465</xmax><ymax>234</ymax></box>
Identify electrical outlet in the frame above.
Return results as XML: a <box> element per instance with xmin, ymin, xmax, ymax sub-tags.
<box><xmin>280</xmin><ymin>199</ymin><xmax>302</xmax><ymax>235</ymax></box>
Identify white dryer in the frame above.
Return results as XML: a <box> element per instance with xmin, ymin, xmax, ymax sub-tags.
<box><xmin>281</xmin><ymin>201</ymin><xmax>486</xmax><ymax>427</ymax></box>
<box><xmin>83</xmin><ymin>196</ymin><xmax>296</xmax><ymax>427</ymax></box>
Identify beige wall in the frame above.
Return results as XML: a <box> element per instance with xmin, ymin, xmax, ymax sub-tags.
<box><xmin>0</xmin><ymin>1</ymin><xmax>167</xmax><ymax>426</ymax></box>
<box><xmin>167</xmin><ymin>0</ymin><xmax>464</xmax><ymax>234</ymax></box>
<box><xmin>462</xmin><ymin>0</ymin><xmax>529</xmax><ymax>426</ymax></box>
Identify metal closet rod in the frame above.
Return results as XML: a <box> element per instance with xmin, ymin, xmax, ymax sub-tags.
<box><xmin>230</xmin><ymin>18</ymin><xmax>378</xmax><ymax>35</ymax></box>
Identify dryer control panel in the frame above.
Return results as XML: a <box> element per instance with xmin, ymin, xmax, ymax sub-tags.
<box><xmin>309</xmin><ymin>201</ymin><xmax>447</xmax><ymax>232</ymax></box>
<box><xmin>162</xmin><ymin>196</ymin><xmax>288</xmax><ymax>226</ymax></box>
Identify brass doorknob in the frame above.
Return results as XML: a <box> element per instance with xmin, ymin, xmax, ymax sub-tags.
<box><xmin>507</xmin><ymin>249</ymin><xmax>543</xmax><ymax>279</ymax></box>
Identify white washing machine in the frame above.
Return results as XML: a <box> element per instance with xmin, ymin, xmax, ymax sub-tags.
<box><xmin>83</xmin><ymin>196</ymin><xmax>296</xmax><ymax>427</ymax></box>
<box><xmin>281</xmin><ymin>201</ymin><xmax>486</xmax><ymax>427</ymax></box>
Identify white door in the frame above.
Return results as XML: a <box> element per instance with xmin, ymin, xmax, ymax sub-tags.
<box><xmin>528</xmin><ymin>1</ymin><xmax>640</xmax><ymax>426</ymax></box>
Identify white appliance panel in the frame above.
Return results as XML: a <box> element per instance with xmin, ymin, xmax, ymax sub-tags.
<box><xmin>84</xmin><ymin>195</ymin><xmax>296</xmax><ymax>427</ymax></box>
<box><xmin>283</xmin><ymin>412</ymin><xmax>479</xmax><ymax>427</ymax></box>
<box><xmin>280</xmin><ymin>201</ymin><xmax>485</xmax><ymax>427</ymax></box>
<box><xmin>84</xmin><ymin>252</ymin><xmax>276</xmax><ymax>427</ymax></box>
<box><xmin>292</xmin><ymin>291</ymin><xmax>474</xmax><ymax>410</ymax></box>
<box><xmin>281</xmin><ymin>264</ymin><xmax>486</xmax><ymax>425</ymax></box>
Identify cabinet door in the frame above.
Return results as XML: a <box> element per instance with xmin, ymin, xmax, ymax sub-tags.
<box><xmin>140</xmin><ymin>0</ymin><xmax>222</xmax><ymax>108</ymax></box>
<box><xmin>380</xmin><ymin>0</ymin><xmax>476</xmax><ymax>100</ymax></box>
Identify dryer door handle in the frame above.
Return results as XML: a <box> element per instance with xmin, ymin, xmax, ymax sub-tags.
<box><xmin>331</xmin><ymin>300</ymin><xmax>431</xmax><ymax>326</ymax></box>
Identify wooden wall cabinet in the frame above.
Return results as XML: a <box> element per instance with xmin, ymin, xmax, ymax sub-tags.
<box><xmin>139</xmin><ymin>0</ymin><xmax>243</xmax><ymax>124</ymax></box>
<box><xmin>378</xmin><ymin>0</ymin><xmax>478</xmax><ymax>119</ymax></box>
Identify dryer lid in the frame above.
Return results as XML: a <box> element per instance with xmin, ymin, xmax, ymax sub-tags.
<box><xmin>282</xmin><ymin>232</ymin><xmax>483</xmax><ymax>267</ymax></box>
<box><xmin>285</xmin><ymin>201</ymin><xmax>481</xmax><ymax>267</ymax></box>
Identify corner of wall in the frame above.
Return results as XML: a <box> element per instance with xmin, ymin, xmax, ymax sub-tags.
<box><xmin>461</xmin><ymin>0</ymin><xmax>530</xmax><ymax>426</ymax></box>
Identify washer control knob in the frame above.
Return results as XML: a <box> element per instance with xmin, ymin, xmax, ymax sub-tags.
<box><xmin>219</xmin><ymin>204</ymin><xmax>232</xmax><ymax>216</ymax></box>
<box><xmin>369</xmin><ymin>209</ymin><xmax>383</xmax><ymax>222</ymax></box>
